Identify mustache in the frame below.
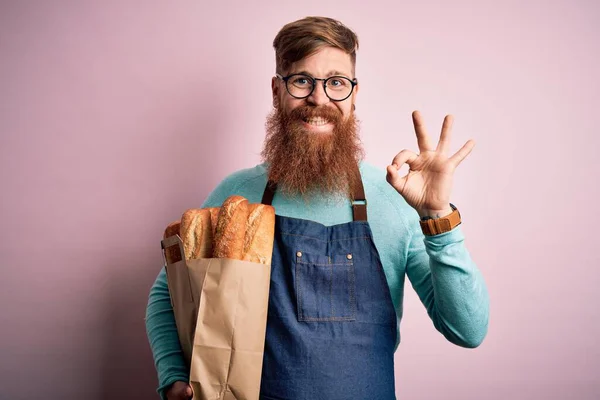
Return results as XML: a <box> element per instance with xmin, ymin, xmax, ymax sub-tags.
<box><xmin>287</xmin><ymin>105</ymin><xmax>343</xmax><ymax>124</ymax></box>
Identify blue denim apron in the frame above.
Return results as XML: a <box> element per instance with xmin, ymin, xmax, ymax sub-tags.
<box><xmin>258</xmin><ymin>166</ymin><xmax>398</xmax><ymax>400</ymax></box>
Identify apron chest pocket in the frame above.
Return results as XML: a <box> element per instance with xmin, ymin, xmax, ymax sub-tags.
<box><xmin>294</xmin><ymin>251</ymin><xmax>357</xmax><ymax>322</ymax></box>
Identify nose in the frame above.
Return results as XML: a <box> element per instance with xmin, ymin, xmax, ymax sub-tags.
<box><xmin>306</xmin><ymin>81</ymin><xmax>329</xmax><ymax>106</ymax></box>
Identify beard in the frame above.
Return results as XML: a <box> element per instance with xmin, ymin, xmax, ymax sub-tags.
<box><xmin>260</xmin><ymin>104</ymin><xmax>365</xmax><ymax>203</ymax></box>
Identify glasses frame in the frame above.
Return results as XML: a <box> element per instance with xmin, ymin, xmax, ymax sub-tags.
<box><xmin>276</xmin><ymin>73</ymin><xmax>358</xmax><ymax>102</ymax></box>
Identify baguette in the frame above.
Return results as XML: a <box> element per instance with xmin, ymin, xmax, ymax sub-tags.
<box><xmin>213</xmin><ymin>195</ymin><xmax>249</xmax><ymax>259</ymax></box>
<box><xmin>164</xmin><ymin>196</ymin><xmax>275</xmax><ymax>264</ymax></box>
<box><xmin>207</xmin><ymin>207</ymin><xmax>220</xmax><ymax>238</ymax></box>
<box><xmin>243</xmin><ymin>203</ymin><xmax>275</xmax><ymax>264</ymax></box>
<box><xmin>163</xmin><ymin>220</ymin><xmax>182</xmax><ymax>264</ymax></box>
<box><xmin>180</xmin><ymin>208</ymin><xmax>213</xmax><ymax>260</ymax></box>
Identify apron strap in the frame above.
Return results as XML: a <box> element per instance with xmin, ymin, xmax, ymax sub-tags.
<box><xmin>261</xmin><ymin>180</ymin><xmax>278</xmax><ymax>206</ymax></box>
<box><xmin>261</xmin><ymin>164</ymin><xmax>368</xmax><ymax>222</ymax></box>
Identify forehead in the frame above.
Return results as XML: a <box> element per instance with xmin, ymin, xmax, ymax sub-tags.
<box><xmin>288</xmin><ymin>46</ymin><xmax>354</xmax><ymax>77</ymax></box>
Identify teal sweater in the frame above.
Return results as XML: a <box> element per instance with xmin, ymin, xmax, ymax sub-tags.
<box><xmin>145</xmin><ymin>161</ymin><xmax>489</xmax><ymax>399</ymax></box>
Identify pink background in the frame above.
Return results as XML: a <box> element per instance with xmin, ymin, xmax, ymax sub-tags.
<box><xmin>1</xmin><ymin>1</ymin><xmax>598</xmax><ymax>399</ymax></box>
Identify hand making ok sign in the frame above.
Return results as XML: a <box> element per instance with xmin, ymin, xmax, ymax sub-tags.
<box><xmin>386</xmin><ymin>111</ymin><xmax>475</xmax><ymax>218</ymax></box>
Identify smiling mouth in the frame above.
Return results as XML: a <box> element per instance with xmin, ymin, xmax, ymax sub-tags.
<box><xmin>303</xmin><ymin>117</ymin><xmax>331</xmax><ymax>126</ymax></box>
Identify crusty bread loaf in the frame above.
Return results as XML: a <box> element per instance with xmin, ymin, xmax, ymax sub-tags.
<box><xmin>213</xmin><ymin>195</ymin><xmax>249</xmax><ymax>259</ymax></box>
<box><xmin>163</xmin><ymin>196</ymin><xmax>275</xmax><ymax>264</ymax></box>
<box><xmin>163</xmin><ymin>220</ymin><xmax>182</xmax><ymax>264</ymax></box>
<box><xmin>242</xmin><ymin>203</ymin><xmax>275</xmax><ymax>264</ymax></box>
<box><xmin>207</xmin><ymin>207</ymin><xmax>220</xmax><ymax>238</ymax></box>
<box><xmin>195</xmin><ymin>209</ymin><xmax>213</xmax><ymax>259</ymax></box>
<box><xmin>181</xmin><ymin>208</ymin><xmax>213</xmax><ymax>260</ymax></box>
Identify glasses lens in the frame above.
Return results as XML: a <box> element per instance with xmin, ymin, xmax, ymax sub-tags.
<box><xmin>325</xmin><ymin>77</ymin><xmax>353</xmax><ymax>101</ymax></box>
<box><xmin>287</xmin><ymin>74</ymin><xmax>314</xmax><ymax>98</ymax></box>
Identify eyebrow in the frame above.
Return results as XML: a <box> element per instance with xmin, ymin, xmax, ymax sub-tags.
<box><xmin>293</xmin><ymin>70</ymin><xmax>353</xmax><ymax>78</ymax></box>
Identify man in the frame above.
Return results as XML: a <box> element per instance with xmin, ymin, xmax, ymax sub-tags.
<box><xmin>145</xmin><ymin>16</ymin><xmax>489</xmax><ymax>400</ymax></box>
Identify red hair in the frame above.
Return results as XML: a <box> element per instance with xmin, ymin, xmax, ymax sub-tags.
<box><xmin>273</xmin><ymin>16</ymin><xmax>359</xmax><ymax>75</ymax></box>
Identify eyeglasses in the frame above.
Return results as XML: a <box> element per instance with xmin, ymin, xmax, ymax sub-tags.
<box><xmin>276</xmin><ymin>73</ymin><xmax>358</xmax><ymax>102</ymax></box>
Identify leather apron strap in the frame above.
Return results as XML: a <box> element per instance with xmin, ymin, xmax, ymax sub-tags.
<box><xmin>261</xmin><ymin>163</ymin><xmax>367</xmax><ymax>221</ymax></box>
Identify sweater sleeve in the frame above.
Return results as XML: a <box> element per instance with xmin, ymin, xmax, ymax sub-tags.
<box><xmin>145</xmin><ymin>174</ymin><xmax>245</xmax><ymax>398</ymax></box>
<box><xmin>145</xmin><ymin>268</ymin><xmax>190</xmax><ymax>400</ymax></box>
<box><xmin>404</xmin><ymin>211</ymin><xmax>490</xmax><ymax>348</ymax></box>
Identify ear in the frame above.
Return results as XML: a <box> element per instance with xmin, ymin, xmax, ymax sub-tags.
<box><xmin>271</xmin><ymin>76</ymin><xmax>279</xmax><ymax>108</ymax></box>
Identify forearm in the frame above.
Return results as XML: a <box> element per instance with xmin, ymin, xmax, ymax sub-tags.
<box><xmin>425</xmin><ymin>228</ymin><xmax>489</xmax><ymax>347</ymax></box>
<box><xmin>145</xmin><ymin>268</ymin><xmax>189</xmax><ymax>399</ymax></box>
<box><xmin>408</xmin><ymin>226</ymin><xmax>489</xmax><ymax>348</ymax></box>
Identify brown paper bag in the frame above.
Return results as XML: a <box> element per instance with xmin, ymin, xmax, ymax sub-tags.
<box><xmin>161</xmin><ymin>233</ymin><xmax>271</xmax><ymax>400</ymax></box>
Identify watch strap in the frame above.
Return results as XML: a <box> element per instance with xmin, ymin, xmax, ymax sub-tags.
<box><xmin>419</xmin><ymin>203</ymin><xmax>461</xmax><ymax>236</ymax></box>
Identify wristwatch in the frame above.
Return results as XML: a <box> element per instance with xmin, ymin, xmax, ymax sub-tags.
<box><xmin>419</xmin><ymin>203</ymin><xmax>461</xmax><ymax>236</ymax></box>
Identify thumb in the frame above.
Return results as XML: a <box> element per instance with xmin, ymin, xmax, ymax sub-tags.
<box><xmin>185</xmin><ymin>385</ymin><xmax>193</xmax><ymax>397</ymax></box>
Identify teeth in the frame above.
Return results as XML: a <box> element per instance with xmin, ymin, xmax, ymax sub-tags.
<box><xmin>305</xmin><ymin>117</ymin><xmax>329</xmax><ymax>126</ymax></box>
